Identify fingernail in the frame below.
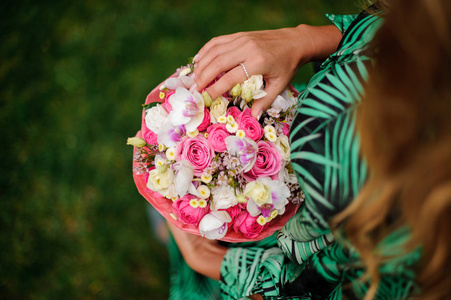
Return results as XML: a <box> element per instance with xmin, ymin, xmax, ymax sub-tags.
<box><xmin>257</xmin><ymin>110</ymin><xmax>263</xmax><ymax>121</ymax></box>
<box><xmin>191</xmin><ymin>73</ymin><xmax>196</xmax><ymax>80</ymax></box>
<box><xmin>193</xmin><ymin>53</ymin><xmax>199</xmax><ymax>62</ymax></box>
<box><xmin>190</xmin><ymin>83</ymin><xmax>198</xmax><ymax>93</ymax></box>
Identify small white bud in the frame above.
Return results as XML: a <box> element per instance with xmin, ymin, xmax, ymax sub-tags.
<box><xmin>126</xmin><ymin>137</ymin><xmax>146</xmax><ymax>147</ymax></box>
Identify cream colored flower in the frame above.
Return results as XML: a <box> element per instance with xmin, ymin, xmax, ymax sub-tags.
<box><xmin>210</xmin><ymin>96</ymin><xmax>229</xmax><ymax>123</ymax></box>
<box><xmin>257</xmin><ymin>215</ymin><xmax>267</xmax><ymax>226</ymax></box>
<box><xmin>189</xmin><ymin>199</ymin><xmax>199</xmax><ymax>208</ymax></box>
<box><xmin>274</xmin><ymin>135</ymin><xmax>291</xmax><ymax>161</ymax></box>
<box><xmin>264</xmin><ymin>125</ymin><xmax>276</xmax><ymax>134</ymax></box>
<box><xmin>197</xmin><ymin>185</ymin><xmax>211</xmax><ymax>199</ymax></box>
<box><xmin>226</xmin><ymin>122</ymin><xmax>238</xmax><ymax>133</ymax></box>
<box><xmin>187</xmin><ymin>129</ymin><xmax>199</xmax><ymax>137</ymax></box>
<box><xmin>198</xmin><ymin>199</ymin><xmax>208</xmax><ymax>208</ymax></box>
<box><xmin>201</xmin><ymin>173</ymin><xmax>213</xmax><ymax>184</ymax></box>
<box><xmin>166</xmin><ymin>147</ymin><xmax>176</xmax><ymax>160</ymax></box>
<box><xmin>155</xmin><ymin>155</ymin><xmax>167</xmax><ymax>168</ymax></box>
<box><xmin>236</xmin><ymin>129</ymin><xmax>246</xmax><ymax>138</ymax></box>
<box><xmin>243</xmin><ymin>181</ymin><xmax>271</xmax><ymax>207</ymax></box>
<box><xmin>241</xmin><ymin>75</ymin><xmax>267</xmax><ymax>101</ymax></box>
<box><xmin>217</xmin><ymin>116</ymin><xmax>227</xmax><ymax>124</ymax></box>
<box><xmin>265</xmin><ymin>132</ymin><xmax>277</xmax><ymax>142</ymax></box>
<box><xmin>147</xmin><ymin>168</ymin><xmax>174</xmax><ymax>195</ymax></box>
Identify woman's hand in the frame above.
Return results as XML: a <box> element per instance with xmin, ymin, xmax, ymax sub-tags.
<box><xmin>193</xmin><ymin>24</ymin><xmax>342</xmax><ymax>119</ymax></box>
<box><xmin>167</xmin><ymin>221</ymin><xmax>227</xmax><ymax>280</ymax></box>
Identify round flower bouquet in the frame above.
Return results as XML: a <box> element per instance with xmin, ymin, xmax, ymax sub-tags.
<box><xmin>129</xmin><ymin>63</ymin><xmax>304</xmax><ymax>242</ymax></box>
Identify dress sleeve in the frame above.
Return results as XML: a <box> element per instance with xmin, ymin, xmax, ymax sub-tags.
<box><xmin>219</xmin><ymin>247</ymin><xmax>289</xmax><ymax>299</ymax></box>
<box><xmin>280</xmin><ymin>11</ymin><xmax>383</xmax><ymax>263</ymax></box>
<box><xmin>325</xmin><ymin>14</ymin><xmax>358</xmax><ymax>33</ymax></box>
<box><xmin>220</xmin><ymin>243</ymin><xmax>345</xmax><ymax>299</ymax></box>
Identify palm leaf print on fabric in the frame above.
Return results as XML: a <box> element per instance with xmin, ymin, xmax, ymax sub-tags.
<box><xmin>284</xmin><ymin>58</ymin><xmax>371</xmax><ymax>244</ymax></box>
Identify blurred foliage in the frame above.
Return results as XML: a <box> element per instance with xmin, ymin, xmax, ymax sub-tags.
<box><xmin>0</xmin><ymin>0</ymin><xmax>357</xmax><ymax>299</ymax></box>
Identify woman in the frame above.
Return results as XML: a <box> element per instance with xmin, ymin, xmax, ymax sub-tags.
<box><xmin>170</xmin><ymin>0</ymin><xmax>451</xmax><ymax>298</ymax></box>
<box><xmin>171</xmin><ymin>3</ymin><xmax>384</xmax><ymax>297</ymax></box>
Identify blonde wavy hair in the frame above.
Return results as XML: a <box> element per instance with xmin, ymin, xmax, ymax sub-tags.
<box><xmin>335</xmin><ymin>0</ymin><xmax>451</xmax><ymax>299</ymax></box>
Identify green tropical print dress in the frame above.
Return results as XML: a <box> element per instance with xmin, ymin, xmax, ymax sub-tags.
<box><xmin>219</xmin><ymin>10</ymin><xmax>420</xmax><ymax>300</ymax></box>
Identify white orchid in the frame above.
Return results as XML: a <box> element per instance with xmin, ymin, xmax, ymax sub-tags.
<box><xmin>225</xmin><ymin>136</ymin><xmax>258</xmax><ymax>172</ymax></box>
<box><xmin>173</xmin><ymin>160</ymin><xmax>199</xmax><ymax>198</ymax></box>
<box><xmin>157</xmin><ymin>120</ymin><xmax>186</xmax><ymax>148</ymax></box>
<box><xmin>244</xmin><ymin>177</ymin><xmax>290</xmax><ymax>218</ymax></box>
<box><xmin>199</xmin><ymin>211</ymin><xmax>232</xmax><ymax>240</ymax></box>
<box><xmin>167</xmin><ymin>87</ymin><xmax>205</xmax><ymax>133</ymax></box>
<box><xmin>278</xmin><ymin>163</ymin><xmax>299</xmax><ymax>185</ymax></box>
<box><xmin>271</xmin><ymin>88</ymin><xmax>297</xmax><ymax>112</ymax></box>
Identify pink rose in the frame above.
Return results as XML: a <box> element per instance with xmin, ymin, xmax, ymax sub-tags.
<box><xmin>175</xmin><ymin>136</ymin><xmax>214</xmax><ymax>176</ymax></box>
<box><xmin>236</xmin><ymin>108</ymin><xmax>264</xmax><ymax>141</ymax></box>
<box><xmin>197</xmin><ymin>108</ymin><xmax>211</xmax><ymax>132</ymax></box>
<box><xmin>233</xmin><ymin>211</ymin><xmax>268</xmax><ymax>238</ymax></box>
<box><xmin>220</xmin><ymin>203</ymin><xmax>243</xmax><ymax>225</ymax></box>
<box><xmin>227</xmin><ymin>106</ymin><xmax>241</xmax><ymax>120</ymax></box>
<box><xmin>143</xmin><ymin>130</ymin><xmax>158</xmax><ymax>145</ymax></box>
<box><xmin>207</xmin><ymin>123</ymin><xmax>229</xmax><ymax>152</ymax></box>
<box><xmin>281</xmin><ymin>123</ymin><xmax>289</xmax><ymax>136</ymax></box>
<box><xmin>173</xmin><ymin>195</ymin><xmax>209</xmax><ymax>226</ymax></box>
<box><xmin>244</xmin><ymin>141</ymin><xmax>283</xmax><ymax>181</ymax></box>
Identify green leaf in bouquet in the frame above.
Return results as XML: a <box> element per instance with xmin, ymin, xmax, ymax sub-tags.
<box><xmin>142</xmin><ymin>102</ymin><xmax>160</xmax><ymax>111</ymax></box>
<box><xmin>187</xmin><ymin>56</ymin><xmax>195</xmax><ymax>72</ymax></box>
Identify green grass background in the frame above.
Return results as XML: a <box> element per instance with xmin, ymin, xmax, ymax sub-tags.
<box><xmin>1</xmin><ymin>0</ymin><xmax>358</xmax><ymax>298</ymax></box>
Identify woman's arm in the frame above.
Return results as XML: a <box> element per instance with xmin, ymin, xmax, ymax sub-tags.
<box><xmin>167</xmin><ymin>221</ymin><xmax>227</xmax><ymax>280</ymax></box>
<box><xmin>193</xmin><ymin>24</ymin><xmax>342</xmax><ymax>118</ymax></box>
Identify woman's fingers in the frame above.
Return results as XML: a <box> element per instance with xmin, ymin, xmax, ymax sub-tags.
<box><xmin>204</xmin><ymin>64</ymin><xmax>249</xmax><ymax>100</ymax></box>
<box><xmin>195</xmin><ymin>32</ymin><xmax>244</xmax><ymax>63</ymax></box>
<box><xmin>194</xmin><ymin>36</ymin><xmax>252</xmax><ymax>91</ymax></box>
<box><xmin>195</xmin><ymin>50</ymin><xmax>244</xmax><ymax>92</ymax></box>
